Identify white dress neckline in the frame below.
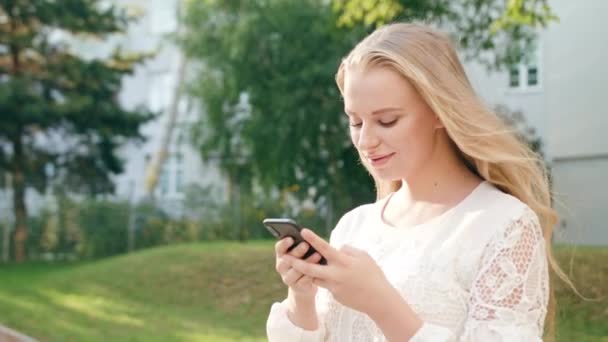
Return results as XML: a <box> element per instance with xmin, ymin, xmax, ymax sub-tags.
<box><xmin>377</xmin><ymin>181</ymin><xmax>489</xmax><ymax>232</ymax></box>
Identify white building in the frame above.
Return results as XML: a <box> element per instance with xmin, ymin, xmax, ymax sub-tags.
<box><xmin>465</xmin><ymin>0</ymin><xmax>608</xmax><ymax>245</ymax></box>
<box><xmin>106</xmin><ymin>0</ymin><xmax>226</xmax><ymax>214</ymax></box>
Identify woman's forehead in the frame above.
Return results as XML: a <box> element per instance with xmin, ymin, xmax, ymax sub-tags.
<box><xmin>343</xmin><ymin>67</ymin><xmax>417</xmax><ymax>111</ymax></box>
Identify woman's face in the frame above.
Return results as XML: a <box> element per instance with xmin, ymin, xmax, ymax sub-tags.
<box><xmin>343</xmin><ymin>66</ymin><xmax>443</xmax><ymax>181</ymax></box>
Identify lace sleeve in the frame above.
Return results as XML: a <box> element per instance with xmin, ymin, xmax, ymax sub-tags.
<box><xmin>460</xmin><ymin>206</ymin><xmax>549</xmax><ymax>341</ymax></box>
<box><xmin>266</xmin><ymin>297</ymin><xmax>326</xmax><ymax>342</ymax></box>
<box><xmin>410</xmin><ymin>207</ymin><xmax>549</xmax><ymax>342</ymax></box>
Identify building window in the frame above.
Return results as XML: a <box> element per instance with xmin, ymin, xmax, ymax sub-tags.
<box><xmin>509</xmin><ymin>67</ymin><xmax>520</xmax><ymax>88</ymax></box>
<box><xmin>527</xmin><ymin>66</ymin><xmax>538</xmax><ymax>86</ymax></box>
<box><xmin>151</xmin><ymin>152</ymin><xmax>185</xmax><ymax>197</ymax></box>
<box><xmin>175</xmin><ymin>153</ymin><xmax>183</xmax><ymax>193</ymax></box>
<box><xmin>160</xmin><ymin>163</ymin><xmax>170</xmax><ymax>195</ymax></box>
<box><xmin>175</xmin><ymin>170</ymin><xmax>183</xmax><ymax>193</ymax></box>
<box><xmin>509</xmin><ymin>40</ymin><xmax>541</xmax><ymax>90</ymax></box>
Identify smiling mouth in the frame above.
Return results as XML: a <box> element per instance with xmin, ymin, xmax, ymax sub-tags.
<box><xmin>367</xmin><ymin>153</ymin><xmax>395</xmax><ymax>166</ymax></box>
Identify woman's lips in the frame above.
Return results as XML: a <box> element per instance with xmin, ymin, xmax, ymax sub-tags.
<box><xmin>368</xmin><ymin>153</ymin><xmax>395</xmax><ymax>167</ymax></box>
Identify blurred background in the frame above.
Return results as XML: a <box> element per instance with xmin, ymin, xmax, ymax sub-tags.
<box><xmin>0</xmin><ymin>0</ymin><xmax>606</xmax><ymax>341</ymax></box>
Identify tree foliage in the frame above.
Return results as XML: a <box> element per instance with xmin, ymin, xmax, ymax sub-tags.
<box><xmin>0</xmin><ymin>0</ymin><xmax>153</xmax><ymax>261</ymax></box>
<box><xmin>333</xmin><ymin>0</ymin><xmax>558</xmax><ymax>68</ymax></box>
<box><xmin>180</xmin><ymin>0</ymin><xmax>373</xmax><ymax>213</ymax></box>
<box><xmin>179</xmin><ymin>0</ymin><xmax>556</xmax><ymax>218</ymax></box>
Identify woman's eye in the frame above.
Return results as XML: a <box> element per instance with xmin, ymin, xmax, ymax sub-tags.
<box><xmin>380</xmin><ymin>119</ymin><xmax>398</xmax><ymax>127</ymax></box>
<box><xmin>349</xmin><ymin>121</ymin><xmax>362</xmax><ymax>128</ymax></box>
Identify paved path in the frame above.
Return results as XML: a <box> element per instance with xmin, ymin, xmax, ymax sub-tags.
<box><xmin>0</xmin><ymin>325</ymin><xmax>37</xmax><ymax>342</ymax></box>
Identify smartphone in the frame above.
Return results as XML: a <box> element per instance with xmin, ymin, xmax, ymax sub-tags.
<box><xmin>263</xmin><ymin>218</ymin><xmax>327</xmax><ymax>265</ymax></box>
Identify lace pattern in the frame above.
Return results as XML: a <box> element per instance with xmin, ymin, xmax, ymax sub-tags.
<box><xmin>464</xmin><ymin>207</ymin><xmax>549</xmax><ymax>336</ymax></box>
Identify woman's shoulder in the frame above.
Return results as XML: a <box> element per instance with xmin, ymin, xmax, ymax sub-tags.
<box><xmin>329</xmin><ymin>201</ymin><xmax>378</xmax><ymax>243</ymax></box>
<box><xmin>461</xmin><ymin>181</ymin><xmax>542</xmax><ymax>243</ymax></box>
<box><xmin>336</xmin><ymin>201</ymin><xmax>377</xmax><ymax>228</ymax></box>
<box><xmin>473</xmin><ymin>181</ymin><xmax>535</xmax><ymax>219</ymax></box>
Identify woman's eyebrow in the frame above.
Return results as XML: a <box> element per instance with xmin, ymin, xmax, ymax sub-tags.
<box><xmin>344</xmin><ymin>107</ymin><xmax>404</xmax><ymax>116</ymax></box>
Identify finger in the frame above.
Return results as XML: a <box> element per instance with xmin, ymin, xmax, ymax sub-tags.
<box><xmin>301</xmin><ymin>229</ymin><xmax>341</xmax><ymax>263</ymax></box>
<box><xmin>282</xmin><ymin>268</ymin><xmax>304</xmax><ymax>286</ymax></box>
<box><xmin>275</xmin><ymin>257</ymin><xmax>291</xmax><ymax>274</ymax></box>
<box><xmin>288</xmin><ymin>242</ymin><xmax>310</xmax><ymax>259</ymax></box>
<box><xmin>339</xmin><ymin>244</ymin><xmax>363</xmax><ymax>256</ymax></box>
<box><xmin>305</xmin><ymin>252</ymin><xmax>322</xmax><ymax>264</ymax></box>
<box><xmin>285</xmin><ymin>254</ymin><xmax>333</xmax><ymax>280</ymax></box>
<box><xmin>275</xmin><ymin>237</ymin><xmax>294</xmax><ymax>257</ymax></box>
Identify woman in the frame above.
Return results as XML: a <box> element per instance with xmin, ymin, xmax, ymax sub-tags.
<box><xmin>266</xmin><ymin>23</ymin><xmax>558</xmax><ymax>341</ymax></box>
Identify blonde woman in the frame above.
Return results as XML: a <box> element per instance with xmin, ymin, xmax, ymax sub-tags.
<box><xmin>267</xmin><ymin>23</ymin><xmax>558</xmax><ymax>341</ymax></box>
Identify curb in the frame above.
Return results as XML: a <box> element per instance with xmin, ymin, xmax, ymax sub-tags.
<box><xmin>0</xmin><ymin>325</ymin><xmax>37</xmax><ymax>342</ymax></box>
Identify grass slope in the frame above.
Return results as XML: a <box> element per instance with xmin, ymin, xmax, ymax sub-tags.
<box><xmin>0</xmin><ymin>242</ymin><xmax>283</xmax><ymax>341</ymax></box>
<box><xmin>0</xmin><ymin>242</ymin><xmax>606</xmax><ymax>341</ymax></box>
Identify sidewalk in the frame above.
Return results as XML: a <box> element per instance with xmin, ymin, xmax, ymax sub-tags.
<box><xmin>0</xmin><ymin>325</ymin><xmax>37</xmax><ymax>342</ymax></box>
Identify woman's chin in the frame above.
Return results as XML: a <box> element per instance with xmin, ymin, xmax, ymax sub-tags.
<box><xmin>373</xmin><ymin>169</ymin><xmax>405</xmax><ymax>182</ymax></box>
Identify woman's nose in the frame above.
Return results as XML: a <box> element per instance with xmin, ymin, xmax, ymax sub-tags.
<box><xmin>356</xmin><ymin>124</ymin><xmax>380</xmax><ymax>150</ymax></box>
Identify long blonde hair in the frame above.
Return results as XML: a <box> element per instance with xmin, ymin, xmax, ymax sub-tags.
<box><xmin>335</xmin><ymin>22</ymin><xmax>570</xmax><ymax>338</ymax></box>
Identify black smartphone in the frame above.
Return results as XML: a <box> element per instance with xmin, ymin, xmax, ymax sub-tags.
<box><xmin>263</xmin><ymin>218</ymin><xmax>327</xmax><ymax>265</ymax></box>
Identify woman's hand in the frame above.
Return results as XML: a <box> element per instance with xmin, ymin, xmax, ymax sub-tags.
<box><xmin>274</xmin><ymin>236</ymin><xmax>325</xmax><ymax>299</ymax></box>
<box><xmin>282</xmin><ymin>229</ymin><xmax>394</xmax><ymax>318</ymax></box>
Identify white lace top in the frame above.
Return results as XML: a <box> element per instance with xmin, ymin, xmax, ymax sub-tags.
<box><xmin>266</xmin><ymin>181</ymin><xmax>549</xmax><ymax>341</ymax></box>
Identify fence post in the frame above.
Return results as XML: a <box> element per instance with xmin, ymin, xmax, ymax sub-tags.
<box><xmin>2</xmin><ymin>222</ymin><xmax>10</xmax><ymax>263</ymax></box>
<box><xmin>127</xmin><ymin>180</ymin><xmax>136</xmax><ymax>252</ymax></box>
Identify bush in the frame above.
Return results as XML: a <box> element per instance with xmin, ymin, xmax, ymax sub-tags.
<box><xmin>1</xmin><ymin>182</ymin><xmax>331</xmax><ymax>262</ymax></box>
<box><xmin>79</xmin><ymin>200</ymin><xmax>130</xmax><ymax>258</ymax></box>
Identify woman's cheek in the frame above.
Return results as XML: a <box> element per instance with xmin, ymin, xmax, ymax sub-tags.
<box><xmin>350</xmin><ymin>130</ymin><xmax>359</xmax><ymax>147</ymax></box>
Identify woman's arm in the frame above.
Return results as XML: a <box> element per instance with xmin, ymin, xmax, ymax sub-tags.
<box><xmin>266</xmin><ymin>294</ymin><xmax>326</xmax><ymax>342</ymax></box>
<box><xmin>266</xmin><ymin>210</ymin><xmax>358</xmax><ymax>342</ymax></box>
<box><xmin>286</xmin><ymin>288</ymin><xmax>319</xmax><ymax>330</ymax></box>
<box><xmin>368</xmin><ymin>282</ymin><xmax>423</xmax><ymax>341</ymax></box>
<box><xmin>458</xmin><ymin>206</ymin><xmax>549</xmax><ymax>341</ymax></box>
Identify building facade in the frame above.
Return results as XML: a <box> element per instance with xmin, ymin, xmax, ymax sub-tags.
<box><xmin>464</xmin><ymin>0</ymin><xmax>608</xmax><ymax>245</ymax></box>
<box><xmin>108</xmin><ymin>0</ymin><xmax>226</xmax><ymax>214</ymax></box>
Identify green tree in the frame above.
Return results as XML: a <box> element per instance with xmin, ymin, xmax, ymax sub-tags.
<box><xmin>179</xmin><ymin>0</ymin><xmax>556</xmax><ymax>225</ymax></box>
<box><xmin>0</xmin><ymin>0</ymin><xmax>153</xmax><ymax>262</ymax></box>
<box><xmin>180</xmin><ymin>0</ymin><xmax>372</xmax><ymax>218</ymax></box>
<box><xmin>333</xmin><ymin>0</ymin><xmax>558</xmax><ymax>68</ymax></box>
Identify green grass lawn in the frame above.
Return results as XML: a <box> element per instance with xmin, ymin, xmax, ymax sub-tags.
<box><xmin>0</xmin><ymin>242</ymin><xmax>606</xmax><ymax>341</ymax></box>
<box><xmin>552</xmin><ymin>246</ymin><xmax>608</xmax><ymax>342</ymax></box>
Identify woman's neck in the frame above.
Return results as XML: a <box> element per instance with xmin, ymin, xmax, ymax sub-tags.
<box><xmin>383</xmin><ymin>140</ymin><xmax>482</xmax><ymax>227</ymax></box>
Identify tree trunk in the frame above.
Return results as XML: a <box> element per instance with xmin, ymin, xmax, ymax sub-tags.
<box><xmin>144</xmin><ymin>56</ymin><xmax>188</xmax><ymax>198</ymax></box>
<box><xmin>144</xmin><ymin>1</ymin><xmax>188</xmax><ymax>198</ymax></box>
<box><xmin>7</xmin><ymin>0</ymin><xmax>28</xmax><ymax>263</ymax></box>
<box><xmin>2</xmin><ymin>219</ymin><xmax>11</xmax><ymax>263</ymax></box>
<box><xmin>12</xmin><ymin>134</ymin><xmax>28</xmax><ymax>263</ymax></box>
